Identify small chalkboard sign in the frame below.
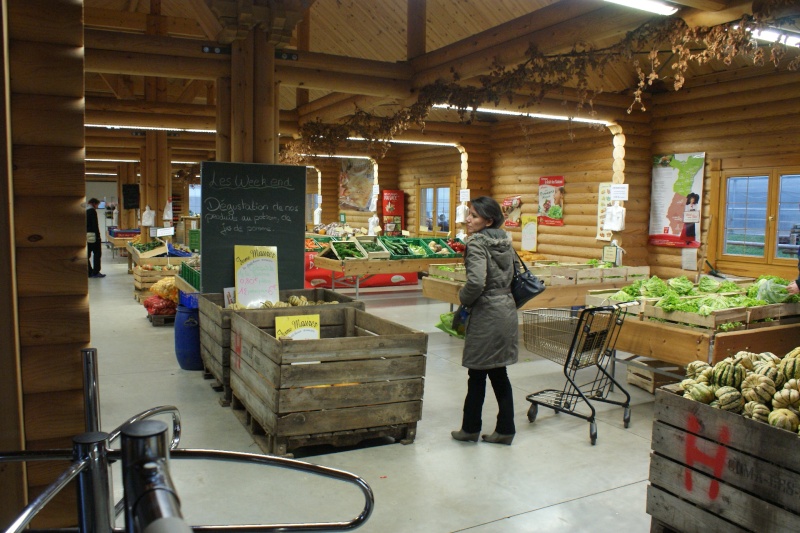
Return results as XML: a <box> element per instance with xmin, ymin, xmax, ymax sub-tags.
<box><xmin>200</xmin><ymin>162</ymin><xmax>306</xmax><ymax>294</ymax></box>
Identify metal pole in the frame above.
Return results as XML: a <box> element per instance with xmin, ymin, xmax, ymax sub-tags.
<box><xmin>73</xmin><ymin>433</ymin><xmax>114</xmax><ymax>533</ymax></box>
<box><xmin>82</xmin><ymin>348</ymin><xmax>101</xmax><ymax>433</ymax></box>
<box><xmin>122</xmin><ymin>420</ymin><xmax>190</xmax><ymax>533</ymax></box>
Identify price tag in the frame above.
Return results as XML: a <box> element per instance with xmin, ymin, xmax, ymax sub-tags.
<box><xmin>459</xmin><ymin>189</ymin><xmax>471</xmax><ymax>202</ymax></box>
<box><xmin>609</xmin><ymin>184</ymin><xmax>629</xmax><ymax>201</ymax></box>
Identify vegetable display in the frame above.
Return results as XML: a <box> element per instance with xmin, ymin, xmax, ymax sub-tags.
<box><xmin>679</xmin><ymin>346</ymin><xmax>800</xmax><ymax>435</ymax></box>
<box><xmin>331</xmin><ymin>241</ymin><xmax>365</xmax><ymax>259</ymax></box>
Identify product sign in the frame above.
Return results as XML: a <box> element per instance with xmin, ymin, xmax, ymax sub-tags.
<box><xmin>520</xmin><ymin>215</ymin><xmax>538</xmax><ymax>251</ymax></box>
<box><xmin>538</xmin><ymin>176</ymin><xmax>565</xmax><ymax>227</ymax></box>
<box><xmin>275</xmin><ymin>314</ymin><xmax>320</xmax><ymax>340</ymax></box>
<box><xmin>234</xmin><ymin>245</ymin><xmax>279</xmax><ymax>308</ymax></box>
<box><xmin>381</xmin><ymin>190</ymin><xmax>404</xmax><ymax>236</ymax></box>
<box><xmin>648</xmin><ymin>152</ymin><xmax>704</xmax><ymax>248</ymax></box>
<box><xmin>597</xmin><ymin>182</ymin><xmax>613</xmax><ymax>242</ymax></box>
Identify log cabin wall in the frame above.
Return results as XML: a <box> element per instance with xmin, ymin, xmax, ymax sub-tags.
<box><xmin>489</xmin><ymin>119</ymin><xmax>653</xmax><ymax>263</ymax></box>
<box><xmin>649</xmin><ymin>69</ymin><xmax>800</xmax><ymax>281</ymax></box>
<box><xmin>4</xmin><ymin>0</ymin><xmax>88</xmax><ymax>526</ymax></box>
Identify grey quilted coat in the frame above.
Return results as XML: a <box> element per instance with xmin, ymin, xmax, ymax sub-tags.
<box><xmin>458</xmin><ymin>228</ymin><xmax>519</xmax><ymax>369</ymax></box>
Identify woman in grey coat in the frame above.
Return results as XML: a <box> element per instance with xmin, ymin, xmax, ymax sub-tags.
<box><xmin>451</xmin><ymin>196</ymin><xmax>519</xmax><ymax>445</ymax></box>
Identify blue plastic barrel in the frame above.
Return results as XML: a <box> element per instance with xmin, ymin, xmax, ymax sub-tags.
<box><xmin>174</xmin><ymin>305</ymin><xmax>203</xmax><ymax>370</ymax></box>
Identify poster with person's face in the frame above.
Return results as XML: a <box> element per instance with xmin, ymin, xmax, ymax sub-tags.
<box><xmin>648</xmin><ymin>152</ymin><xmax>705</xmax><ymax>248</ymax></box>
<box><xmin>338</xmin><ymin>158</ymin><xmax>374</xmax><ymax>211</ymax></box>
<box><xmin>538</xmin><ymin>176</ymin><xmax>564</xmax><ymax>227</ymax></box>
<box><xmin>502</xmin><ymin>195</ymin><xmax>522</xmax><ymax>227</ymax></box>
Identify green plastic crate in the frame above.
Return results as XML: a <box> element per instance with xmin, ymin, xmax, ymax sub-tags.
<box><xmin>188</xmin><ymin>229</ymin><xmax>201</xmax><ymax>252</ymax></box>
<box><xmin>180</xmin><ymin>262</ymin><xmax>201</xmax><ymax>291</ymax></box>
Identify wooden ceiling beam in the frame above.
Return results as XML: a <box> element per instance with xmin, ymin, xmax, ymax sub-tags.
<box><xmin>85</xmin><ymin>49</ymin><xmax>229</xmax><ymax>80</ymax></box>
<box><xmin>181</xmin><ymin>0</ymin><xmax>226</xmax><ymax>41</ymax></box>
<box><xmin>679</xmin><ymin>1</ymin><xmax>754</xmax><ymax>27</ymax></box>
<box><xmin>670</xmin><ymin>0</ymin><xmax>730</xmax><ymax>10</ymax></box>
<box><xmin>84</xmin><ymin>7</ymin><xmax>206</xmax><ymax>39</ymax></box>
<box><xmin>276</xmin><ymin>66</ymin><xmax>412</xmax><ymax>99</ymax></box>
<box><xmin>85</xmin><ymin>97</ymin><xmax>216</xmax><ymax>118</ymax></box>
<box><xmin>85</xmin><ymin>109</ymin><xmax>216</xmax><ymax>131</ymax></box>
<box><xmin>98</xmin><ymin>74</ymin><xmax>136</xmax><ymax>100</ymax></box>
<box><xmin>412</xmin><ymin>5</ymin><xmax>652</xmax><ymax>89</ymax></box>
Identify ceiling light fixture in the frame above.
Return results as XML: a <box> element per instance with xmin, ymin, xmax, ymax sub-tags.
<box><xmin>85</xmin><ymin>124</ymin><xmax>216</xmax><ymax>134</ymax></box>
<box><xmin>347</xmin><ymin>136</ymin><xmax>458</xmax><ymax>147</ymax></box>
<box><xmin>432</xmin><ymin>104</ymin><xmax>609</xmax><ymax>125</ymax></box>
<box><xmin>604</xmin><ymin>0</ymin><xmax>678</xmax><ymax>16</ymax></box>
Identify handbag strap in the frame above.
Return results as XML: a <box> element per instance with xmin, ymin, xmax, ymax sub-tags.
<box><xmin>513</xmin><ymin>248</ymin><xmax>530</xmax><ymax>273</ymax></box>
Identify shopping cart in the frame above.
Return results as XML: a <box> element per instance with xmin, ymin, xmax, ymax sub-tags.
<box><xmin>522</xmin><ymin>304</ymin><xmax>632</xmax><ymax>445</ymax></box>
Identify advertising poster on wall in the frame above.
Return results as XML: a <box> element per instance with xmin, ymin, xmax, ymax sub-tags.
<box><xmin>520</xmin><ymin>215</ymin><xmax>538</xmax><ymax>251</ymax></box>
<box><xmin>648</xmin><ymin>152</ymin><xmax>705</xmax><ymax>248</ymax></box>
<box><xmin>338</xmin><ymin>158</ymin><xmax>374</xmax><ymax>211</ymax></box>
<box><xmin>538</xmin><ymin>175</ymin><xmax>565</xmax><ymax>226</ymax></box>
<box><xmin>502</xmin><ymin>195</ymin><xmax>522</xmax><ymax>227</ymax></box>
<box><xmin>596</xmin><ymin>182</ymin><xmax>614</xmax><ymax>242</ymax></box>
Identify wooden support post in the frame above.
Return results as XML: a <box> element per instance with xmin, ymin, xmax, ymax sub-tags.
<box><xmin>295</xmin><ymin>10</ymin><xmax>310</xmax><ymax>108</ymax></box>
<box><xmin>231</xmin><ymin>33</ymin><xmax>254</xmax><ymax>162</ymax></box>
<box><xmin>254</xmin><ymin>33</ymin><xmax>277</xmax><ymax>164</ymax></box>
<box><xmin>407</xmin><ymin>0</ymin><xmax>426</xmax><ymax>59</ymax></box>
<box><xmin>217</xmin><ymin>77</ymin><xmax>232</xmax><ymax>162</ymax></box>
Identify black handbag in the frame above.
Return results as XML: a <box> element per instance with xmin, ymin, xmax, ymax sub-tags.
<box><xmin>511</xmin><ymin>250</ymin><xmax>545</xmax><ymax>308</ymax></box>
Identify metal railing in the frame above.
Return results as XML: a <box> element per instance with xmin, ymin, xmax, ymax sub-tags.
<box><xmin>0</xmin><ymin>349</ymin><xmax>374</xmax><ymax>533</ymax></box>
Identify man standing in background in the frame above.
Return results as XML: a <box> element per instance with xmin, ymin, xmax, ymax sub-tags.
<box><xmin>86</xmin><ymin>198</ymin><xmax>105</xmax><ymax>278</ymax></box>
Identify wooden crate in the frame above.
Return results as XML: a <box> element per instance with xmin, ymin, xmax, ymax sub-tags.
<box><xmin>230</xmin><ymin>307</ymin><xmax>427</xmax><ymax>456</ymax></box>
<box><xmin>548</xmin><ymin>267</ymin><xmax>577</xmax><ymax>286</ymax></box>
<box><xmin>133</xmin><ymin>268</ymin><xmax>178</xmax><ymax>290</ymax></box>
<box><xmin>600</xmin><ymin>266</ymin><xmax>628</xmax><ymax>283</ymax></box>
<box><xmin>746</xmin><ymin>303</ymin><xmax>782</xmax><ymax>330</ymax></box>
<box><xmin>643</xmin><ymin>303</ymin><xmax>747</xmax><ymax>332</ymax></box>
<box><xmin>626</xmin><ymin>266</ymin><xmax>651</xmax><ymax>282</ymax></box>
<box><xmin>576</xmin><ymin>267</ymin><xmax>602</xmax><ymax>285</ymax></box>
<box><xmin>585</xmin><ymin>289</ymin><xmax>647</xmax><ymax>316</ymax></box>
<box><xmin>428</xmin><ymin>263</ymin><xmax>467</xmax><ymax>282</ymax></box>
<box><xmin>647</xmin><ymin>387</ymin><xmax>800</xmax><ymax>532</ymax></box>
<box><xmin>198</xmin><ymin>289</ymin><xmax>365</xmax><ymax>407</ymax></box>
<box><xmin>625</xmin><ymin>359</ymin><xmax>681</xmax><ymax>394</ymax></box>
<box><xmin>780</xmin><ymin>302</ymin><xmax>800</xmax><ymax>325</ymax></box>
<box><xmin>351</xmin><ymin>236</ymin><xmax>391</xmax><ymax>259</ymax></box>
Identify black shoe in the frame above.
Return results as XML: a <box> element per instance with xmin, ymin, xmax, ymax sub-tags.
<box><xmin>94</xmin><ymin>273</ymin><xmax>106</xmax><ymax>278</ymax></box>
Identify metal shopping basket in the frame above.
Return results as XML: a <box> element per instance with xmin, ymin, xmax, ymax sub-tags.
<box><xmin>522</xmin><ymin>305</ymin><xmax>632</xmax><ymax>445</ymax></box>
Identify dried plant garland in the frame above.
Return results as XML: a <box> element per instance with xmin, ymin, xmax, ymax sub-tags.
<box><xmin>281</xmin><ymin>1</ymin><xmax>798</xmax><ymax>163</ymax></box>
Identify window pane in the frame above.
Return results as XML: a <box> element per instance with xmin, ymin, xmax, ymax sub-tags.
<box><xmin>777</xmin><ymin>174</ymin><xmax>800</xmax><ymax>260</ymax></box>
<box><xmin>435</xmin><ymin>187</ymin><xmax>450</xmax><ymax>233</ymax></box>
<box><xmin>189</xmin><ymin>184</ymin><xmax>202</xmax><ymax>215</ymax></box>
<box><xmin>724</xmin><ymin>175</ymin><xmax>768</xmax><ymax>257</ymax></box>
<box><xmin>421</xmin><ymin>187</ymin><xmax>434</xmax><ymax>231</ymax></box>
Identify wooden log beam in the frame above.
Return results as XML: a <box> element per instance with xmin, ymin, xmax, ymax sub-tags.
<box><xmin>412</xmin><ymin>5</ymin><xmax>651</xmax><ymax>89</ymax></box>
<box><xmin>85</xmin><ymin>97</ymin><xmax>216</xmax><ymax>117</ymax></box>
<box><xmin>85</xmin><ymin>48</ymin><xmax>229</xmax><ymax>80</ymax></box>
<box><xmin>182</xmin><ymin>0</ymin><xmax>226</xmax><ymax>41</ymax></box>
<box><xmin>407</xmin><ymin>0</ymin><xmax>426</xmax><ymax>59</ymax></box>
<box><xmin>85</xmin><ymin>109</ymin><xmax>216</xmax><ymax>130</ymax></box>
<box><xmin>276</xmin><ymin>66</ymin><xmax>412</xmax><ymax>99</ymax></box>
<box><xmin>84</xmin><ymin>7</ymin><xmax>206</xmax><ymax>38</ymax></box>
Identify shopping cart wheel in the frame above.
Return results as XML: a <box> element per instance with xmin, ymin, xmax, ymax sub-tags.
<box><xmin>527</xmin><ymin>404</ymin><xmax>538</xmax><ymax>423</ymax></box>
<box><xmin>589</xmin><ymin>422</ymin><xmax>597</xmax><ymax>445</ymax></box>
<box><xmin>623</xmin><ymin>407</ymin><xmax>631</xmax><ymax>428</ymax></box>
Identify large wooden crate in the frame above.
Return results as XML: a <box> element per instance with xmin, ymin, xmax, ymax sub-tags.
<box><xmin>133</xmin><ymin>267</ymin><xmax>178</xmax><ymax>290</ymax></box>
<box><xmin>229</xmin><ymin>307</ymin><xmax>427</xmax><ymax>456</ymax></box>
<box><xmin>625</xmin><ymin>359</ymin><xmax>681</xmax><ymax>394</ymax></box>
<box><xmin>648</xmin><ymin>387</ymin><xmax>800</xmax><ymax>532</ymax></box>
<box><xmin>643</xmin><ymin>303</ymin><xmax>747</xmax><ymax>332</ymax></box>
<box><xmin>198</xmin><ymin>289</ymin><xmax>365</xmax><ymax>406</ymax></box>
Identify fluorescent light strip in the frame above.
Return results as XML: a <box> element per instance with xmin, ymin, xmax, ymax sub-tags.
<box><xmin>432</xmin><ymin>104</ymin><xmax>609</xmax><ymax>125</ymax></box>
<box><xmin>604</xmin><ymin>0</ymin><xmax>678</xmax><ymax>16</ymax></box>
<box><xmin>86</xmin><ymin>172</ymin><xmax>117</xmax><ymax>176</ymax></box>
<box><xmin>300</xmin><ymin>154</ymin><xmax>372</xmax><ymax>160</ymax></box>
<box><xmin>347</xmin><ymin>136</ymin><xmax>458</xmax><ymax>147</ymax></box>
<box><xmin>85</xmin><ymin>158</ymin><xmax>138</xmax><ymax>163</ymax></box>
<box><xmin>85</xmin><ymin>124</ymin><xmax>216</xmax><ymax>134</ymax></box>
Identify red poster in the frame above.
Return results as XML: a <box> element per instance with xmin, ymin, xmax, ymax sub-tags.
<box><xmin>381</xmin><ymin>190</ymin><xmax>404</xmax><ymax>236</ymax></box>
<box><xmin>502</xmin><ymin>196</ymin><xmax>522</xmax><ymax>227</ymax></box>
<box><xmin>538</xmin><ymin>176</ymin><xmax>565</xmax><ymax>227</ymax></box>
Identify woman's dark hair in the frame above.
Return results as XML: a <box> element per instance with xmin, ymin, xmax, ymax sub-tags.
<box><xmin>470</xmin><ymin>196</ymin><xmax>504</xmax><ymax>229</ymax></box>
<box><xmin>88</xmin><ymin>198</ymin><xmax>100</xmax><ymax>206</ymax></box>
<box><xmin>686</xmin><ymin>193</ymin><xmax>700</xmax><ymax>204</ymax></box>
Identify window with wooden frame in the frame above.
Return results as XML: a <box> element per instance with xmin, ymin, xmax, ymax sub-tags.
<box><xmin>717</xmin><ymin>167</ymin><xmax>800</xmax><ymax>272</ymax></box>
<box><xmin>416</xmin><ymin>180</ymin><xmax>455</xmax><ymax>237</ymax></box>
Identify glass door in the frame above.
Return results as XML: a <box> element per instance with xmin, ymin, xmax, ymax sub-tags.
<box><xmin>418</xmin><ymin>184</ymin><xmax>454</xmax><ymax>236</ymax></box>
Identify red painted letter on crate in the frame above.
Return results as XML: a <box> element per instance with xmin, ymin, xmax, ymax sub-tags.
<box><xmin>683</xmin><ymin>413</ymin><xmax>729</xmax><ymax>500</ymax></box>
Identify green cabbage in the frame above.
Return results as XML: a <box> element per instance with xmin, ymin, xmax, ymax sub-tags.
<box><xmin>641</xmin><ymin>276</ymin><xmax>669</xmax><ymax>297</ymax></box>
<box><xmin>546</xmin><ymin>205</ymin><xmax>563</xmax><ymax>218</ymax></box>
<box><xmin>697</xmin><ymin>277</ymin><xmax>720</xmax><ymax>293</ymax></box>
<box><xmin>668</xmin><ymin>276</ymin><xmax>696</xmax><ymax>296</ymax></box>
<box><xmin>608</xmin><ymin>290</ymin><xmax>636</xmax><ymax>302</ymax></box>
<box><xmin>718</xmin><ymin>280</ymin><xmax>742</xmax><ymax>293</ymax></box>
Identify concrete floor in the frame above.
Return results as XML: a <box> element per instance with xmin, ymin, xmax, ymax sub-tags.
<box><xmin>90</xmin><ymin>254</ymin><xmax>656</xmax><ymax>532</ymax></box>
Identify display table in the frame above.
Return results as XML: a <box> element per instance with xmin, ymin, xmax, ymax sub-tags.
<box><xmin>421</xmin><ymin>276</ymin><xmax>629</xmax><ymax>310</ymax></box>
<box><xmin>313</xmin><ymin>256</ymin><xmax>463</xmax><ymax>297</ymax></box>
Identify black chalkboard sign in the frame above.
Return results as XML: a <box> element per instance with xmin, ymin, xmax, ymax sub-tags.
<box><xmin>200</xmin><ymin>162</ymin><xmax>306</xmax><ymax>294</ymax></box>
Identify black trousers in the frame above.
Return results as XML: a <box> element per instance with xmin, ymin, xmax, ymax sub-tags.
<box><xmin>461</xmin><ymin>367</ymin><xmax>515</xmax><ymax>435</ymax></box>
<box><xmin>88</xmin><ymin>241</ymin><xmax>102</xmax><ymax>275</ymax></box>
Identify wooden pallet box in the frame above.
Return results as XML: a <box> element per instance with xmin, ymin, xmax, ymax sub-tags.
<box><xmin>625</xmin><ymin>359</ymin><xmax>681</xmax><ymax>394</ymax></box>
<box><xmin>647</xmin><ymin>387</ymin><xmax>800</xmax><ymax>533</ymax></box>
<box><xmin>198</xmin><ymin>289</ymin><xmax>365</xmax><ymax>406</ymax></box>
<box><xmin>229</xmin><ymin>307</ymin><xmax>427</xmax><ymax>456</ymax></box>
<box><xmin>643</xmin><ymin>302</ymin><xmax>747</xmax><ymax>332</ymax></box>
<box><xmin>428</xmin><ymin>263</ymin><xmax>467</xmax><ymax>282</ymax></box>
<box><xmin>548</xmin><ymin>267</ymin><xmax>578</xmax><ymax>286</ymax></box>
<box><xmin>133</xmin><ymin>268</ymin><xmax>179</xmax><ymax>290</ymax></box>
<box><xmin>625</xmin><ymin>266</ymin><xmax>650</xmax><ymax>282</ymax></box>
<box><xmin>576</xmin><ymin>267</ymin><xmax>602</xmax><ymax>285</ymax></box>
<box><xmin>600</xmin><ymin>266</ymin><xmax>628</xmax><ymax>283</ymax></box>
<box><xmin>780</xmin><ymin>302</ymin><xmax>800</xmax><ymax>325</ymax></box>
<box><xmin>584</xmin><ymin>289</ymin><xmax>646</xmax><ymax>316</ymax></box>
<box><xmin>746</xmin><ymin>303</ymin><xmax>782</xmax><ymax>330</ymax></box>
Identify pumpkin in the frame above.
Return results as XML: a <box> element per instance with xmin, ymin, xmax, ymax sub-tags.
<box><xmin>680</xmin><ymin>378</ymin><xmax>698</xmax><ymax>391</ymax></box>
<box><xmin>741</xmin><ymin>374</ymin><xmax>776</xmax><ymax>405</ymax></box>
<box><xmin>785</xmin><ymin>346</ymin><xmax>800</xmax><ymax>359</ymax></box>
<box><xmin>778</xmin><ymin>357</ymin><xmax>800</xmax><ymax>382</ymax></box>
<box><xmin>687</xmin><ymin>382</ymin><xmax>715</xmax><ymax>404</ymax></box>
<box><xmin>772</xmin><ymin>388</ymin><xmax>800</xmax><ymax>411</ymax></box>
<box><xmin>759</xmin><ymin>352</ymin><xmax>781</xmax><ymax>365</ymax></box>
<box><xmin>732</xmin><ymin>352</ymin><xmax>755</xmax><ymax>371</ymax></box>
<box><xmin>715</xmin><ymin>386</ymin><xmax>744</xmax><ymax>413</ymax></box>
<box><xmin>712</xmin><ymin>360</ymin><xmax>746</xmax><ymax>389</ymax></box>
<box><xmin>754</xmin><ymin>363</ymin><xmax>785</xmax><ymax>389</ymax></box>
<box><xmin>686</xmin><ymin>360</ymin><xmax>711</xmax><ymax>380</ymax></box>
<box><xmin>768</xmin><ymin>408</ymin><xmax>800</xmax><ymax>432</ymax></box>
<box><xmin>743</xmin><ymin>401</ymin><xmax>771</xmax><ymax>422</ymax></box>
<box><xmin>696</xmin><ymin>367</ymin><xmax>714</xmax><ymax>384</ymax></box>
<box><xmin>784</xmin><ymin>379</ymin><xmax>799</xmax><ymax>392</ymax></box>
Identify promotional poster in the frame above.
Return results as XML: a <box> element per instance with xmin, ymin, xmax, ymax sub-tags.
<box><xmin>648</xmin><ymin>152</ymin><xmax>705</xmax><ymax>248</ymax></box>
<box><xmin>538</xmin><ymin>176</ymin><xmax>565</xmax><ymax>227</ymax></box>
